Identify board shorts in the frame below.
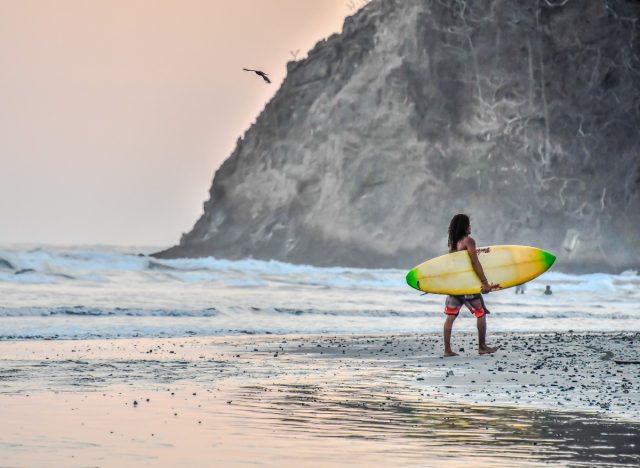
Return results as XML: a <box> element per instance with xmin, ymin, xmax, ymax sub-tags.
<box><xmin>444</xmin><ymin>294</ymin><xmax>489</xmax><ymax>318</ymax></box>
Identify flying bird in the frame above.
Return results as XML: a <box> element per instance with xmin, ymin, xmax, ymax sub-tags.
<box><xmin>243</xmin><ymin>68</ymin><xmax>271</xmax><ymax>83</ymax></box>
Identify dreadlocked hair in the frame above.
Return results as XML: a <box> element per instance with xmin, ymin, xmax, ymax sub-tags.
<box><xmin>448</xmin><ymin>214</ymin><xmax>470</xmax><ymax>252</ymax></box>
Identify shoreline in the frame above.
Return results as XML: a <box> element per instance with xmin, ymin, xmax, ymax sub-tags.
<box><xmin>1</xmin><ymin>331</ymin><xmax>639</xmax><ymax>466</ymax></box>
<box><xmin>1</xmin><ymin>331</ymin><xmax>638</xmax><ymax>420</ymax></box>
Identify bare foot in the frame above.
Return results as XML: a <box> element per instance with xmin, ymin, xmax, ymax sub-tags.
<box><xmin>479</xmin><ymin>345</ymin><xmax>500</xmax><ymax>355</ymax></box>
<box><xmin>444</xmin><ymin>350</ymin><xmax>459</xmax><ymax>357</ymax></box>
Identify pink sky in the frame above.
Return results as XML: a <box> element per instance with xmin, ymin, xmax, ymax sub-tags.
<box><xmin>0</xmin><ymin>0</ymin><xmax>354</xmax><ymax>246</ymax></box>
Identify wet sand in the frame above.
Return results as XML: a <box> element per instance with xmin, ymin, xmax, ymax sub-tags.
<box><xmin>1</xmin><ymin>332</ymin><xmax>638</xmax><ymax>466</ymax></box>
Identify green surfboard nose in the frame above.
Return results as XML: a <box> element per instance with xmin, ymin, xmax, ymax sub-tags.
<box><xmin>406</xmin><ymin>269</ymin><xmax>419</xmax><ymax>290</ymax></box>
<box><xmin>541</xmin><ymin>250</ymin><xmax>556</xmax><ymax>269</ymax></box>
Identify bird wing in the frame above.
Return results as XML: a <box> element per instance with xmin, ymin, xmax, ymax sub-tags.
<box><xmin>243</xmin><ymin>68</ymin><xmax>270</xmax><ymax>83</ymax></box>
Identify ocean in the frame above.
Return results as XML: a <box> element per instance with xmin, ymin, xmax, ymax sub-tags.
<box><xmin>0</xmin><ymin>245</ymin><xmax>638</xmax><ymax>341</ymax></box>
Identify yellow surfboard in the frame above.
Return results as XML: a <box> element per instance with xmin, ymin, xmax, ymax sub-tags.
<box><xmin>406</xmin><ymin>245</ymin><xmax>555</xmax><ymax>295</ymax></box>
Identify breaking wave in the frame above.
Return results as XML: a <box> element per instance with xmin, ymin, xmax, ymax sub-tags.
<box><xmin>0</xmin><ymin>245</ymin><xmax>638</xmax><ymax>340</ymax></box>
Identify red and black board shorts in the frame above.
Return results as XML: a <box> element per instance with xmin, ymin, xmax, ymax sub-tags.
<box><xmin>444</xmin><ymin>294</ymin><xmax>489</xmax><ymax>318</ymax></box>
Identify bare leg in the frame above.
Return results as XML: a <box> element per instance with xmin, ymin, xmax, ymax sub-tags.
<box><xmin>443</xmin><ymin>315</ymin><xmax>458</xmax><ymax>356</ymax></box>
<box><xmin>477</xmin><ymin>315</ymin><xmax>500</xmax><ymax>354</ymax></box>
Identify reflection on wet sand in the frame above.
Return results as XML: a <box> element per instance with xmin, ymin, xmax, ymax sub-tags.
<box><xmin>1</xmin><ymin>334</ymin><xmax>639</xmax><ymax>466</ymax></box>
<box><xmin>230</xmin><ymin>380</ymin><xmax>639</xmax><ymax>467</ymax></box>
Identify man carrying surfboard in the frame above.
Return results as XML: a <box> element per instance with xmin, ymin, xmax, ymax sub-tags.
<box><xmin>444</xmin><ymin>214</ymin><xmax>500</xmax><ymax>357</ymax></box>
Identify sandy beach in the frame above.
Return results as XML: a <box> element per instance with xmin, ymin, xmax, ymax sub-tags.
<box><xmin>3</xmin><ymin>0</ymin><xmax>640</xmax><ymax>466</ymax></box>
<box><xmin>1</xmin><ymin>331</ymin><xmax>638</xmax><ymax>467</ymax></box>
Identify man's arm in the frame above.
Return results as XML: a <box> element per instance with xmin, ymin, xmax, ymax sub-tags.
<box><xmin>464</xmin><ymin>237</ymin><xmax>498</xmax><ymax>293</ymax></box>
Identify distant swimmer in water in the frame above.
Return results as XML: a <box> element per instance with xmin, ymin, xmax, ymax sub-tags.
<box><xmin>243</xmin><ymin>68</ymin><xmax>271</xmax><ymax>83</ymax></box>
<box><xmin>544</xmin><ymin>285</ymin><xmax>553</xmax><ymax>295</ymax></box>
<box><xmin>443</xmin><ymin>214</ymin><xmax>500</xmax><ymax>357</ymax></box>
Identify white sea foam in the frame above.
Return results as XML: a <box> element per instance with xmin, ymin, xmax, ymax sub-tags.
<box><xmin>0</xmin><ymin>245</ymin><xmax>638</xmax><ymax>340</ymax></box>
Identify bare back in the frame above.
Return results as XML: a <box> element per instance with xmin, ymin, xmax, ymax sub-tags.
<box><xmin>450</xmin><ymin>235</ymin><xmax>473</xmax><ymax>253</ymax></box>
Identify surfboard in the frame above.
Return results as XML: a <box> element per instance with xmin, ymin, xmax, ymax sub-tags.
<box><xmin>406</xmin><ymin>245</ymin><xmax>555</xmax><ymax>295</ymax></box>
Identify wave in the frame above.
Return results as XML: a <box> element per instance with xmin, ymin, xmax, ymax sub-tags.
<box><xmin>0</xmin><ymin>246</ymin><xmax>637</xmax><ymax>292</ymax></box>
<box><xmin>0</xmin><ymin>306</ymin><xmax>220</xmax><ymax>317</ymax></box>
<box><xmin>0</xmin><ymin>245</ymin><xmax>636</xmax><ymax>341</ymax></box>
<box><xmin>0</xmin><ymin>246</ymin><xmax>406</xmax><ymax>289</ymax></box>
<box><xmin>0</xmin><ymin>256</ymin><xmax>14</xmax><ymax>270</ymax></box>
<box><xmin>0</xmin><ymin>305</ymin><xmax>634</xmax><ymax>321</ymax></box>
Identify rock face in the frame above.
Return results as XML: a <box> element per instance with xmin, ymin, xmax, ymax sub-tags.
<box><xmin>154</xmin><ymin>0</ymin><xmax>640</xmax><ymax>272</ymax></box>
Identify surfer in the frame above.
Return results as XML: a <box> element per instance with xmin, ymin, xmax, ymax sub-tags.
<box><xmin>443</xmin><ymin>214</ymin><xmax>500</xmax><ymax>357</ymax></box>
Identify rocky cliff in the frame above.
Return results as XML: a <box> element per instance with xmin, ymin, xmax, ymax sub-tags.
<box><xmin>154</xmin><ymin>0</ymin><xmax>640</xmax><ymax>272</ymax></box>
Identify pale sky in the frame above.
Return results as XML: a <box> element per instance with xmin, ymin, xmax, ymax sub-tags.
<box><xmin>0</xmin><ymin>0</ymin><xmax>354</xmax><ymax>246</ymax></box>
